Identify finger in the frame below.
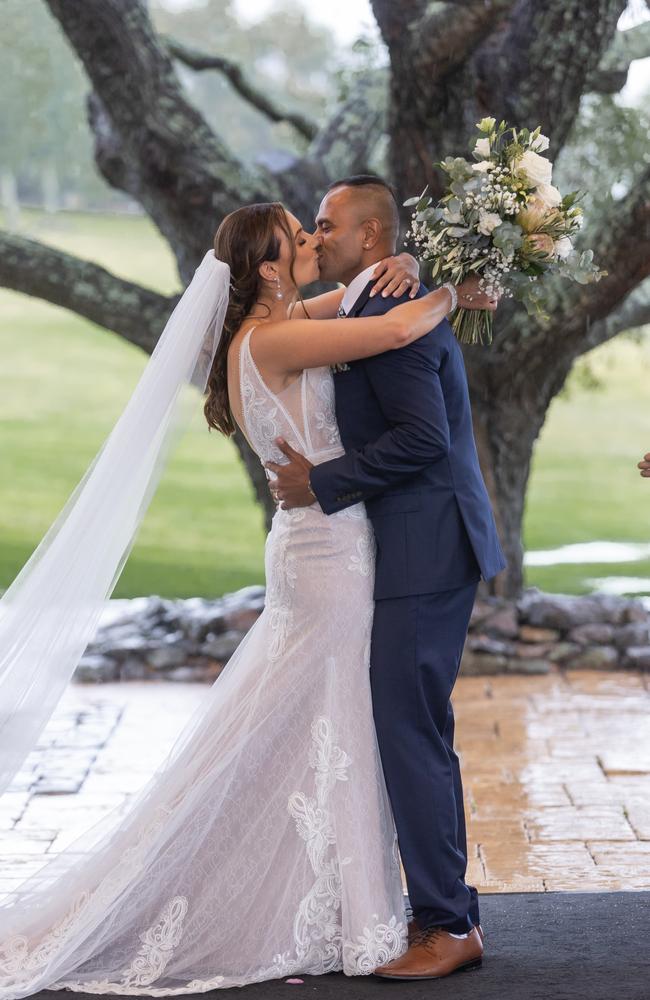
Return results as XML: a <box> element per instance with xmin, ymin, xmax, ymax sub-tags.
<box><xmin>275</xmin><ymin>437</ymin><xmax>300</xmax><ymax>460</ymax></box>
<box><xmin>369</xmin><ymin>262</ymin><xmax>390</xmax><ymax>297</ymax></box>
<box><xmin>392</xmin><ymin>279</ymin><xmax>412</xmax><ymax>298</ymax></box>
<box><xmin>265</xmin><ymin>462</ymin><xmax>282</xmax><ymax>474</ymax></box>
<box><xmin>381</xmin><ymin>276</ymin><xmax>403</xmax><ymax>298</ymax></box>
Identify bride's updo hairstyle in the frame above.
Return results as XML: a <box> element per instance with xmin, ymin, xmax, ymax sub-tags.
<box><xmin>204</xmin><ymin>202</ymin><xmax>300</xmax><ymax>435</ymax></box>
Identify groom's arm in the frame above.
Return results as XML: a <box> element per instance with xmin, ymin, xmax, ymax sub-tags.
<box><xmin>310</xmin><ymin>312</ymin><xmax>451</xmax><ymax>515</ymax></box>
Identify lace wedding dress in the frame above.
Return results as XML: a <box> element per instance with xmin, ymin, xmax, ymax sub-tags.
<box><xmin>0</xmin><ymin>328</ymin><xmax>407</xmax><ymax>997</ymax></box>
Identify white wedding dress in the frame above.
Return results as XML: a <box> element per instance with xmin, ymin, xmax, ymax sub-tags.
<box><xmin>0</xmin><ymin>328</ymin><xmax>407</xmax><ymax>997</ymax></box>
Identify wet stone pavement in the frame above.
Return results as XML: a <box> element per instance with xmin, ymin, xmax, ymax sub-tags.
<box><xmin>0</xmin><ymin>670</ymin><xmax>649</xmax><ymax>901</ymax></box>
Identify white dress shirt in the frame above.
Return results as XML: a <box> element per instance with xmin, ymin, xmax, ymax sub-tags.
<box><xmin>340</xmin><ymin>263</ymin><xmax>379</xmax><ymax>316</ymax></box>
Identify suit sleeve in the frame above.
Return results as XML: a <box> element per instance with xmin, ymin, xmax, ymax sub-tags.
<box><xmin>310</xmin><ymin>326</ymin><xmax>451</xmax><ymax>515</ymax></box>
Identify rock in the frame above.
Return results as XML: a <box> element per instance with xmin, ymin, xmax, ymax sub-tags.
<box><xmin>623</xmin><ymin>646</ymin><xmax>650</xmax><ymax>670</ymax></box>
<box><xmin>547</xmin><ymin>642</ymin><xmax>581</xmax><ymax>664</ymax></box>
<box><xmin>482</xmin><ymin>606</ymin><xmax>519</xmax><ymax>638</ymax></box>
<box><xmin>566</xmin><ymin>645</ymin><xmax>620</xmax><ymax>670</ymax></box>
<box><xmin>165</xmin><ymin>664</ymin><xmax>225</xmax><ymax>683</ymax></box>
<box><xmin>514</xmin><ymin>642</ymin><xmax>552</xmax><ymax>660</ymax></box>
<box><xmin>95</xmin><ymin>633</ymin><xmax>152</xmax><ymax>658</ymax></box>
<box><xmin>468</xmin><ymin>635</ymin><xmax>514</xmax><ymax>656</ymax></box>
<box><xmin>147</xmin><ymin>642</ymin><xmax>190</xmax><ymax>670</ymax></box>
<box><xmin>506</xmin><ymin>657</ymin><xmax>550</xmax><ymax>675</ymax></box>
<box><xmin>613</xmin><ymin>623</ymin><xmax>650</xmax><ymax>649</ymax></box>
<box><xmin>568</xmin><ymin>623</ymin><xmax>616</xmax><ymax>646</ymax></box>
<box><xmin>119</xmin><ymin>657</ymin><xmax>155</xmax><ymax>681</ymax></box>
<box><xmin>73</xmin><ymin>655</ymin><xmax>120</xmax><ymax>683</ymax></box>
<box><xmin>517</xmin><ymin>589</ymin><xmax>641</xmax><ymax>630</ymax></box>
<box><xmin>519</xmin><ymin>625</ymin><xmax>560</xmax><ymax>644</ymax></box>
<box><xmin>460</xmin><ymin>650</ymin><xmax>509</xmax><ymax>676</ymax></box>
<box><xmin>623</xmin><ymin>601</ymin><xmax>649</xmax><ymax>624</ymax></box>
<box><xmin>470</xmin><ymin>598</ymin><xmax>497</xmax><ymax>628</ymax></box>
<box><xmin>201</xmin><ymin>630</ymin><xmax>244</xmax><ymax>662</ymax></box>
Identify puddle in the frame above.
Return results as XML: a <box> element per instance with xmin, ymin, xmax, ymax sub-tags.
<box><xmin>525</xmin><ymin>542</ymin><xmax>650</xmax><ymax>567</ymax></box>
<box><xmin>585</xmin><ymin>576</ymin><xmax>650</xmax><ymax>600</ymax></box>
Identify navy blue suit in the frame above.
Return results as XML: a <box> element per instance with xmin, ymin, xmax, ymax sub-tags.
<box><xmin>310</xmin><ymin>280</ymin><xmax>506</xmax><ymax>933</ymax></box>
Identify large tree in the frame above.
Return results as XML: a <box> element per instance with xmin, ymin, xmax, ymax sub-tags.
<box><xmin>1</xmin><ymin>0</ymin><xmax>649</xmax><ymax>596</ymax></box>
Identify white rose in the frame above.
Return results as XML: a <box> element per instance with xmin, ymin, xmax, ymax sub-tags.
<box><xmin>520</xmin><ymin>149</ymin><xmax>553</xmax><ymax>188</ymax></box>
<box><xmin>472</xmin><ymin>160</ymin><xmax>492</xmax><ymax>173</ymax></box>
<box><xmin>478</xmin><ymin>209</ymin><xmax>502</xmax><ymax>236</ymax></box>
<box><xmin>474</xmin><ymin>137</ymin><xmax>491</xmax><ymax>157</ymax></box>
<box><xmin>554</xmin><ymin>236</ymin><xmax>573</xmax><ymax>259</ymax></box>
<box><xmin>531</xmin><ymin>133</ymin><xmax>550</xmax><ymax>153</ymax></box>
<box><xmin>536</xmin><ymin>182</ymin><xmax>562</xmax><ymax>207</ymax></box>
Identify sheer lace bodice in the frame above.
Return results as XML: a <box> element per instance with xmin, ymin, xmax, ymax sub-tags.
<box><xmin>238</xmin><ymin>327</ymin><xmax>344</xmax><ymax>469</ymax></box>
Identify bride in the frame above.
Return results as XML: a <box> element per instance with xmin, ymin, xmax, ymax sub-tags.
<box><xmin>0</xmin><ymin>201</ymin><xmax>494</xmax><ymax>996</ymax></box>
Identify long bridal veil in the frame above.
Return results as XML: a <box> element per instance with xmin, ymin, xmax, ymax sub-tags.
<box><xmin>0</xmin><ymin>250</ymin><xmax>230</xmax><ymax>796</ymax></box>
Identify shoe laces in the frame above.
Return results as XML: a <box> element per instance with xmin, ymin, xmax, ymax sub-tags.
<box><xmin>411</xmin><ymin>926</ymin><xmax>445</xmax><ymax>953</ymax></box>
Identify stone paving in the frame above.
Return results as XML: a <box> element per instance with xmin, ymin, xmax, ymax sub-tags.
<box><xmin>0</xmin><ymin>670</ymin><xmax>648</xmax><ymax>901</ymax></box>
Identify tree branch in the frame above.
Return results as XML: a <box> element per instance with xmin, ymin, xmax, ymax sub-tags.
<box><xmin>588</xmin><ymin>20</ymin><xmax>650</xmax><ymax>93</ymax></box>
<box><xmin>585</xmin><ymin>278</ymin><xmax>650</xmax><ymax>344</ymax></box>
<box><xmin>0</xmin><ymin>230</ymin><xmax>278</xmax><ymax>530</ymax></box>
<box><xmin>473</xmin><ymin>0</ymin><xmax>627</xmax><ymax>155</ymax></box>
<box><xmin>307</xmin><ymin>71</ymin><xmax>387</xmax><ymax>181</ymax></box>
<box><xmin>163</xmin><ymin>37</ymin><xmax>318</xmax><ymax>142</ymax></box>
<box><xmin>45</xmin><ymin>0</ymin><xmax>277</xmax><ymax>281</ymax></box>
<box><xmin>0</xmin><ymin>231</ymin><xmax>175</xmax><ymax>354</ymax></box>
<box><xmin>507</xmin><ymin>165</ymin><xmax>650</xmax><ymax>370</ymax></box>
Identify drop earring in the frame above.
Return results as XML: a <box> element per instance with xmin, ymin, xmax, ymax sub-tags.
<box><xmin>274</xmin><ymin>275</ymin><xmax>284</xmax><ymax>301</ymax></box>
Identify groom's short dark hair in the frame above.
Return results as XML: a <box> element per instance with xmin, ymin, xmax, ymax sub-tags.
<box><xmin>328</xmin><ymin>174</ymin><xmax>400</xmax><ymax>245</ymax></box>
<box><xmin>328</xmin><ymin>174</ymin><xmax>398</xmax><ymax>202</ymax></box>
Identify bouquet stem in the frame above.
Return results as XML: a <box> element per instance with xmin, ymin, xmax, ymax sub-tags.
<box><xmin>451</xmin><ymin>307</ymin><xmax>493</xmax><ymax>346</ymax></box>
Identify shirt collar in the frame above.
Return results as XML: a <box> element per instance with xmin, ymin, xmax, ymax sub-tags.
<box><xmin>340</xmin><ymin>263</ymin><xmax>378</xmax><ymax>316</ymax></box>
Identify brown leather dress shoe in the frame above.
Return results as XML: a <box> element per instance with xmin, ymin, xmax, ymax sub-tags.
<box><xmin>407</xmin><ymin>918</ymin><xmax>484</xmax><ymax>945</ymax></box>
<box><xmin>375</xmin><ymin>925</ymin><xmax>483</xmax><ymax>980</ymax></box>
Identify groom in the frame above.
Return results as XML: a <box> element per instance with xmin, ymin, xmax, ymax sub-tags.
<box><xmin>268</xmin><ymin>175</ymin><xmax>506</xmax><ymax>979</ymax></box>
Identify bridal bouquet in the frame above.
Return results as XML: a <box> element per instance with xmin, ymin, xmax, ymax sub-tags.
<box><xmin>405</xmin><ymin>118</ymin><xmax>606</xmax><ymax>344</ymax></box>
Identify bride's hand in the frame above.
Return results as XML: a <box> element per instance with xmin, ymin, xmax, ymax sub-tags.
<box><xmin>370</xmin><ymin>254</ymin><xmax>420</xmax><ymax>300</ymax></box>
<box><xmin>455</xmin><ymin>275</ymin><xmax>501</xmax><ymax>312</ymax></box>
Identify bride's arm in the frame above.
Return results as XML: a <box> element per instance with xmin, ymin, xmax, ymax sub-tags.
<box><xmin>290</xmin><ymin>253</ymin><xmax>420</xmax><ymax>320</ymax></box>
<box><xmin>251</xmin><ymin>287</ymin><xmax>456</xmax><ymax>374</ymax></box>
<box><xmin>290</xmin><ymin>288</ymin><xmax>344</xmax><ymax>320</ymax></box>
<box><xmin>253</xmin><ymin>275</ymin><xmax>498</xmax><ymax>374</ymax></box>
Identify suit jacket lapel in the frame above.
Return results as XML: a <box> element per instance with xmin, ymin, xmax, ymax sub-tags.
<box><xmin>346</xmin><ymin>280</ymin><xmax>374</xmax><ymax>318</ymax></box>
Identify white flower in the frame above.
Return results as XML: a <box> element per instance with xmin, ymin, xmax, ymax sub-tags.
<box><xmin>474</xmin><ymin>137</ymin><xmax>491</xmax><ymax>157</ymax></box>
<box><xmin>520</xmin><ymin>149</ymin><xmax>553</xmax><ymax>188</ymax></box>
<box><xmin>535</xmin><ymin>182</ymin><xmax>562</xmax><ymax>207</ymax></box>
<box><xmin>554</xmin><ymin>236</ymin><xmax>573</xmax><ymax>259</ymax></box>
<box><xmin>477</xmin><ymin>209</ymin><xmax>502</xmax><ymax>236</ymax></box>
<box><xmin>531</xmin><ymin>133</ymin><xmax>550</xmax><ymax>153</ymax></box>
<box><xmin>472</xmin><ymin>160</ymin><xmax>492</xmax><ymax>173</ymax></box>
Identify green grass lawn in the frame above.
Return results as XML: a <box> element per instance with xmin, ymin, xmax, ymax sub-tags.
<box><xmin>1</xmin><ymin>209</ymin><xmax>649</xmax><ymax>597</ymax></box>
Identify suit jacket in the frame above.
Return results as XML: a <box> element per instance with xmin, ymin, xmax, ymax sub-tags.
<box><xmin>309</xmin><ymin>280</ymin><xmax>506</xmax><ymax>600</ymax></box>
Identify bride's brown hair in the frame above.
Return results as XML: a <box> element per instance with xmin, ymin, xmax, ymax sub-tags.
<box><xmin>204</xmin><ymin>202</ymin><xmax>306</xmax><ymax>435</ymax></box>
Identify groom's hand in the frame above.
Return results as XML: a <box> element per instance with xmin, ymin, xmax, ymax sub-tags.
<box><xmin>265</xmin><ymin>439</ymin><xmax>316</xmax><ymax>509</ymax></box>
<box><xmin>639</xmin><ymin>452</ymin><xmax>650</xmax><ymax>478</ymax></box>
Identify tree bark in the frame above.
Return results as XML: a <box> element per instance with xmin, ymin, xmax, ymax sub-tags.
<box><xmin>0</xmin><ymin>231</ymin><xmax>175</xmax><ymax>352</ymax></box>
